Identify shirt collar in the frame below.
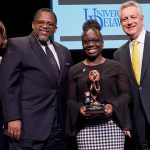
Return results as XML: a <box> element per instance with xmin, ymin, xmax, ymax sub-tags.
<box><xmin>130</xmin><ymin>28</ymin><xmax>146</xmax><ymax>46</ymax></box>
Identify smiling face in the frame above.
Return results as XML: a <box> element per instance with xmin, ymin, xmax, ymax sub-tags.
<box><xmin>32</xmin><ymin>11</ymin><xmax>57</xmax><ymax>43</ymax></box>
<box><xmin>82</xmin><ymin>29</ymin><xmax>103</xmax><ymax>60</ymax></box>
<box><xmin>120</xmin><ymin>6</ymin><xmax>143</xmax><ymax>40</ymax></box>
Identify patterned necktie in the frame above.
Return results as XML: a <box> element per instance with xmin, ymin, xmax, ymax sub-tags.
<box><xmin>132</xmin><ymin>41</ymin><xmax>140</xmax><ymax>85</ymax></box>
<box><xmin>45</xmin><ymin>44</ymin><xmax>60</xmax><ymax>77</ymax></box>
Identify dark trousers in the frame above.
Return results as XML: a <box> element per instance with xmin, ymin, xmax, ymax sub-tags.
<box><xmin>9</xmin><ymin>116</ymin><xmax>66</xmax><ymax>150</ymax></box>
<box><xmin>132</xmin><ymin>108</ymin><xmax>150</xmax><ymax>150</ymax></box>
<box><xmin>9</xmin><ymin>126</ymin><xmax>66</xmax><ymax>150</ymax></box>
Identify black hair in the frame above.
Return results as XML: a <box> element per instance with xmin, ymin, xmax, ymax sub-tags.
<box><xmin>82</xmin><ymin>20</ymin><xmax>103</xmax><ymax>42</ymax></box>
<box><xmin>82</xmin><ymin>20</ymin><xmax>101</xmax><ymax>32</ymax></box>
<box><xmin>33</xmin><ymin>8</ymin><xmax>57</xmax><ymax>25</ymax></box>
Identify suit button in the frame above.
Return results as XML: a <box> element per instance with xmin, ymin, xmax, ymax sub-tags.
<box><xmin>139</xmin><ymin>87</ymin><xmax>142</xmax><ymax>90</ymax></box>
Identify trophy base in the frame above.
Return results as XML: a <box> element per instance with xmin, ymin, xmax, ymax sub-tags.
<box><xmin>85</xmin><ymin>104</ymin><xmax>105</xmax><ymax>115</ymax></box>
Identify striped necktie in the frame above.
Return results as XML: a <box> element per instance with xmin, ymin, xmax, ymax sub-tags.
<box><xmin>132</xmin><ymin>41</ymin><xmax>140</xmax><ymax>85</ymax></box>
<box><xmin>45</xmin><ymin>44</ymin><xmax>60</xmax><ymax>78</ymax></box>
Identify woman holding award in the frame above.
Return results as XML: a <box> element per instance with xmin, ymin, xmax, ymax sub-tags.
<box><xmin>66</xmin><ymin>20</ymin><xmax>131</xmax><ymax>150</ymax></box>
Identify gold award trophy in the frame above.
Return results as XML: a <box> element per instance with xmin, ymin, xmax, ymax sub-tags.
<box><xmin>84</xmin><ymin>70</ymin><xmax>105</xmax><ymax>115</ymax></box>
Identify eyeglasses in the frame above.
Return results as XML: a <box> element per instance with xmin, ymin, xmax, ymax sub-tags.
<box><xmin>83</xmin><ymin>38</ymin><xmax>102</xmax><ymax>45</ymax></box>
<box><xmin>34</xmin><ymin>20</ymin><xmax>56</xmax><ymax>28</ymax></box>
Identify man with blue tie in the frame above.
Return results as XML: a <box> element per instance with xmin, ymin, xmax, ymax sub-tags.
<box><xmin>114</xmin><ymin>1</ymin><xmax>150</xmax><ymax>149</ymax></box>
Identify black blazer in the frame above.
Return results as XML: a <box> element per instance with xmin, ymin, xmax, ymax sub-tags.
<box><xmin>66</xmin><ymin>59</ymin><xmax>131</xmax><ymax>136</ymax></box>
<box><xmin>0</xmin><ymin>32</ymin><xmax>72</xmax><ymax>140</ymax></box>
<box><xmin>114</xmin><ymin>31</ymin><xmax>150</xmax><ymax>124</ymax></box>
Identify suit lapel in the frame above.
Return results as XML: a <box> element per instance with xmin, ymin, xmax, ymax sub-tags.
<box><xmin>52</xmin><ymin>41</ymin><xmax>64</xmax><ymax>85</ymax></box>
<box><xmin>140</xmin><ymin>31</ymin><xmax>150</xmax><ymax>84</ymax></box>
<box><xmin>123</xmin><ymin>42</ymin><xmax>137</xmax><ymax>83</ymax></box>
<box><xmin>29</xmin><ymin>33</ymin><xmax>59</xmax><ymax>83</ymax></box>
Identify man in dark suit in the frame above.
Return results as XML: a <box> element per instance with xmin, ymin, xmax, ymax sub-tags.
<box><xmin>0</xmin><ymin>8</ymin><xmax>72</xmax><ymax>150</ymax></box>
<box><xmin>114</xmin><ymin>1</ymin><xmax>150</xmax><ymax>150</ymax></box>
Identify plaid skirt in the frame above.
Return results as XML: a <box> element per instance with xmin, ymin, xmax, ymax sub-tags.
<box><xmin>76</xmin><ymin>118</ymin><xmax>125</xmax><ymax>150</ymax></box>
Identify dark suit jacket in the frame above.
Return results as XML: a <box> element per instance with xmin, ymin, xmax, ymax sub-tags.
<box><xmin>113</xmin><ymin>31</ymin><xmax>150</xmax><ymax>125</ymax></box>
<box><xmin>0</xmin><ymin>32</ymin><xmax>72</xmax><ymax>140</ymax></box>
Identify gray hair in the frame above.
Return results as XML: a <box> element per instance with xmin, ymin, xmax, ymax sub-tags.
<box><xmin>119</xmin><ymin>1</ymin><xmax>143</xmax><ymax>17</ymax></box>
